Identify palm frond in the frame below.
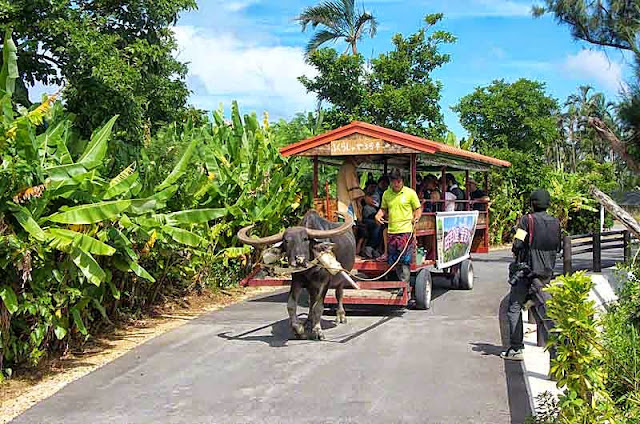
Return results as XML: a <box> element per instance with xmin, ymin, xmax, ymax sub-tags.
<box><xmin>296</xmin><ymin>0</ymin><xmax>380</xmax><ymax>56</ymax></box>
<box><xmin>353</xmin><ymin>11</ymin><xmax>377</xmax><ymax>40</ymax></box>
<box><xmin>296</xmin><ymin>2</ymin><xmax>345</xmax><ymax>33</ymax></box>
<box><xmin>306</xmin><ymin>29</ymin><xmax>341</xmax><ymax>56</ymax></box>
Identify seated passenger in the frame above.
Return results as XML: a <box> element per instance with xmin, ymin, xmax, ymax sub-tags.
<box><xmin>362</xmin><ymin>180</ymin><xmax>383</xmax><ymax>255</ymax></box>
<box><xmin>469</xmin><ymin>179</ymin><xmax>490</xmax><ymax>211</ymax></box>
<box><xmin>422</xmin><ymin>175</ymin><xmax>441</xmax><ymax>213</ymax></box>
<box><xmin>445</xmin><ymin>173</ymin><xmax>465</xmax><ymax>211</ymax></box>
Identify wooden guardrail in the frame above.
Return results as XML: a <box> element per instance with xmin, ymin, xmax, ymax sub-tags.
<box><xmin>562</xmin><ymin>229</ymin><xmax>632</xmax><ymax>275</ymax></box>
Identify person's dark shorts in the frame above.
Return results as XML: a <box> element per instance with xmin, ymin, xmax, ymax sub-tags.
<box><xmin>388</xmin><ymin>232</ymin><xmax>415</xmax><ymax>265</ymax></box>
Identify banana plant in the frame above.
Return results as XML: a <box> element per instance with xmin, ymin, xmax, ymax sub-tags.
<box><xmin>196</xmin><ymin>102</ymin><xmax>310</xmax><ymax>236</ymax></box>
<box><xmin>0</xmin><ymin>30</ymin><xmax>229</xmax><ymax>372</ymax></box>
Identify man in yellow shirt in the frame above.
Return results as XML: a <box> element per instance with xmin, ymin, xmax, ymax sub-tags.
<box><xmin>375</xmin><ymin>168</ymin><xmax>422</xmax><ymax>286</ymax></box>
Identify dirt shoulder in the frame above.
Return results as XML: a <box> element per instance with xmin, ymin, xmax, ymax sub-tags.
<box><xmin>0</xmin><ymin>285</ymin><xmax>281</xmax><ymax>424</ymax></box>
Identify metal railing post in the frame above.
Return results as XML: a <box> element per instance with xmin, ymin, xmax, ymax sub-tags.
<box><xmin>563</xmin><ymin>235</ymin><xmax>572</xmax><ymax>275</ymax></box>
<box><xmin>624</xmin><ymin>230</ymin><xmax>631</xmax><ymax>263</ymax></box>
<box><xmin>593</xmin><ymin>232</ymin><xmax>601</xmax><ymax>272</ymax></box>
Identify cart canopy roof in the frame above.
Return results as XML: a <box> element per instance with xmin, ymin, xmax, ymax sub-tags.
<box><xmin>280</xmin><ymin>121</ymin><xmax>511</xmax><ymax>172</ymax></box>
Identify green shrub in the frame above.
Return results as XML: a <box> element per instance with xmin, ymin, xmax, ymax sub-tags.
<box><xmin>543</xmin><ymin>272</ymin><xmax>620</xmax><ymax>422</ymax></box>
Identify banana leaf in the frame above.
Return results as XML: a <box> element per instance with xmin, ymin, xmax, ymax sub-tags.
<box><xmin>103</xmin><ymin>170</ymin><xmax>139</xmax><ymax>199</ymax></box>
<box><xmin>46</xmin><ymin>199</ymin><xmax>132</xmax><ymax>224</ymax></box>
<box><xmin>127</xmin><ymin>197</ymin><xmax>164</xmax><ymax>215</ymax></box>
<box><xmin>46</xmin><ymin>163</ymin><xmax>88</xmax><ymax>183</ymax></box>
<box><xmin>134</xmin><ymin>215</ymin><xmax>166</xmax><ymax>228</ymax></box>
<box><xmin>126</xmin><ymin>259</ymin><xmax>156</xmax><ymax>282</ymax></box>
<box><xmin>164</xmin><ymin>208</ymin><xmax>227</xmax><ymax>226</ymax></box>
<box><xmin>38</xmin><ymin>120</ymin><xmax>72</xmax><ymax>165</ymax></box>
<box><xmin>162</xmin><ymin>226</ymin><xmax>206</xmax><ymax>247</ymax></box>
<box><xmin>70</xmin><ymin>306</ymin><xmax>88</xmax><ymax>336</ymax></box>
<box><xmin>0</xmin><ymin>29</ymin><xmax>18</xmax><ymax>95</ymax></box>
<box><xmin>47</xmin><ymin>228</ymin><xmax>116</xmax><ymax>256</ymax></box>
<box><xmin>78</xmin><ymin>116</ymin><xmax>118</xmax><ymax>170</ymax></box>
<box><xmin>69</xmin><ymin>246</ymin><xmax>105</xmax><ymax>286</ymax></box>
<box><xmin>0</xmin><ymin>285</ymin><xmax>18</xmax><ymax>314</ymax></box>
<box><xmin>155</xmin><ymin>137</ymin><xmax>198</xmax><ymax>192</ymax></box>
<box><xmin>126</xmin><ymin>186</ymin><xmax>177</xmax><ymax>215</ymax></box>
<box><xmin>10</xmin><ymin>204</ymin><xmax>47</xmax><ymax>241</ymax></box>
<box><xmin>108</xmin><ymin>228</ymin><xmax>138</xmax><ymax>261</ymax></box>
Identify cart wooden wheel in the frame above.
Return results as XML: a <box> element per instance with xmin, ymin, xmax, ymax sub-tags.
<box><xmin>458</xmin><ymin>259</ymin><xmax>474</xmax><ymax>290</ymax></box>
<box><xmin>414</xmin><ymin>268</ymin><xmax>432</xmax><ymax>310</ymax></box>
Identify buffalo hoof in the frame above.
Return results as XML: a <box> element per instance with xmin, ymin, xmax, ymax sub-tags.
<box><xmin>292</xmin><ymin>323</ymin><xmax>305</xmax><ymax>339</ymax></box>
<box><xmin>335</xmin><ymin>311</ymin><xmax>347</xmax><ymax>324</ymax></box>
<box><xmin>303</xmin><ymin>319</ymin><xmax>313</xmax><ymax>332</ymax></box>
<box><xmin>310</xmin><ymin>328</ymin><xmax>325</xmax><ymax>341</ymax></box>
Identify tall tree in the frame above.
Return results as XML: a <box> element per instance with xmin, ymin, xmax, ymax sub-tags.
<box><xmin>533</xmin><ymin>0</ymin><xmax>640</xmax><ymax>173</ymax></box>
<box><xmin>451</xmin><ymin>79</ymin><xmax>560</xmax><ymax>155</ymax></box>
<box><xmin>565</xmin><ymin>85</ymin><xmax>615</xmax><ymax>161</ymax></box>
<box><xmin>295</xmin><ymin>0</ymin><xmax>377</xmax><ymax>56</ymax></box>
<box><xmin>299</xmin><ymin>14</ymin><xmax>455</xmax><ymax>139</ymax></box>
<box><xmin>1</xmin><ymin>0</ymin><xmax>196</xmax><ymax>163</ymax></box>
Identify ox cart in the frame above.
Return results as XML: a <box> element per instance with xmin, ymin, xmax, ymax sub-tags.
<box><xmin>241</xmin><ymin>121</ymin><xmax>510</xmax><ymax>310</ymax></box>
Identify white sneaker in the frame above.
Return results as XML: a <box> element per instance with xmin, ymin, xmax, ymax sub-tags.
<box><xmin>500</xmin><ymin>348</ymin><xmax>524</xmax><ymax>361</ymax></box>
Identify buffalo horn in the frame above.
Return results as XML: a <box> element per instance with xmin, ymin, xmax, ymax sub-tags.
<box><xmin>237</xmin><ymin>225</ymin><xmax>284</xmax><ymax>246</ymax></box>
<box><xmin>306</xmin><ymin>212</ymin><xmax>354</xmax><ymax>239</ymax></box>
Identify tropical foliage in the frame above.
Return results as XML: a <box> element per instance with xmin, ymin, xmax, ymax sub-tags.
<box><xmin>300</xmin><ymin>13</ymin><xmax>455</xmax><ymax>139</ymax></box>
<box><xmin>531</xmin><ymin>267</ymin><xmax>640</xmax><ymax>423</ymax></box>
<box><xmin>295</xmin><ymin>0</ymin><xmax>377</xmax><ymax>56</ymax></box>
<box><xmin>0</xmin><ymin>29</ymin><xmax>310</xmax><ymax>376</ymax></box>
<box><xmin>0</xmin><ymin>0</ymin><xmax>196</xmax><ymax>167</ymax></box>
<box><xmin>452</xmin><ymin>79</ymin><xmax>560</xmax><ymax>155</ymax></box>
<box><xmin>534</xmin><ymin>0</ymin><xmax>640</xmax><ymax>174</ymax></box>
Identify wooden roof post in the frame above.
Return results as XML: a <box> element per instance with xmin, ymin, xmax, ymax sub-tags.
<box><xmin>411</xmin><ymin>154</ymin><xmax>417</xmax><ymax>190</ymax></box>
<box><xmin>313</xmin><ymin>155</ymin><xmax>318</xmax><ymax>198</ymax></box>
<box><xmin>465</xmin><ymin>170</ymin><xmax>470</xmax><ymax>210</ymax></box>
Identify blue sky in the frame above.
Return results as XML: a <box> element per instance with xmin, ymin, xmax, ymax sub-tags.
<box><xmin>30</xmin><ymin>0</ymin><xmax>634</xmax><ymax>139</ymax></box>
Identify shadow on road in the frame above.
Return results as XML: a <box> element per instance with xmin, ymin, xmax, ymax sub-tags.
<box><xmin>469</xmin><ymin>294</ymin><xmax>533</xmax><ymax>424</ymax></box>
<box><xmin>217</xmin><ymin>316</ymin><xmax>334</xmax><ymax>347</ymax></box>
<box><xmin>218</xmin><ymin>308</ymin><xmax>404</xmax><ymax>347</ymax></box>
<box><xmin>469</xmin><ymin>342</ymin><xmax>503</xmax><ymax>357</ymax></box>
<box><xmin>471</xmin><ymin>256</ymin><xmax>513</xmax><ymax>264</ymax></box>
<box><xmin>249</xmin><ymin>291</ymin><xmax>289</xmax><ymax>303</ymax></box>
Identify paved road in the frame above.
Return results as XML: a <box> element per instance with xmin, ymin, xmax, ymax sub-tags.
<box><xmin>14</xmin><ymin>250</ymin><xmax>537</xmax><ymax>424</ymax></box>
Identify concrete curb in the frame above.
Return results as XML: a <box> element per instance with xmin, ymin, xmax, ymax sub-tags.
<box><xmin>521</xmin><ymin>269</ymin><xmax>620</xmax><ymax>417</ymax></box>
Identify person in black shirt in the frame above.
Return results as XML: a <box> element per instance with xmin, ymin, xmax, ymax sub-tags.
<box><xmin>468</xmin><ymin>179</ymin><xmax>490</xmax><ymax>211</ymax></box>
<box><xmin>445</xmin><ymin>173</ymin><xmax>465</xmax><ymax>211</ymax></box>
<box><xmin>501</xmin><ymin>189</ymin><xmax>561</xmax><ymax>361</ymax></box>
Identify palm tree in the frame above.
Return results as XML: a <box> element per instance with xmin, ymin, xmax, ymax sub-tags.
<box><xmin>295</xmin><ymin>0</ymin><xmax>378</xmax><ymax>57</ymax></box>
<box><xmin>565</xmin><ymin>85</ymin><xmax>616</xmax><ymax>162</ymax></box>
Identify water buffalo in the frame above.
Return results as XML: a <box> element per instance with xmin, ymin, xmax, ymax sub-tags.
<box><xmin>238</xmin><ymin>211</ymin><xmax>356</xmax><ymax>340</ymax></box>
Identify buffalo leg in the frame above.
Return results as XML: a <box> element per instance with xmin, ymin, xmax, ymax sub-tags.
<box><xmin>335</xmin><ymin>285</ymin><xmax>347</xmax><ymax>324</ymax></box>
<box><xmin>287</xmin><ymin>283</ymin><xmax>305</xmax><ymax>339</ymax></box>
<box><xmin>309</xmin><ymin>286</ymin><xmax>328</xmax><ymax>340</ymax></box>
<box><xmin>304</xmin><ymin>286</ymin><xmax>318</xmax><ymax>333</ymax></box>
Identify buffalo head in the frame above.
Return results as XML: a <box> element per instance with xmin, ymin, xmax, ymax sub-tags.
<box><xmin>237</xmin><ymin>213</ymin><xmax>353</xmax><ymax>268</ymax></box>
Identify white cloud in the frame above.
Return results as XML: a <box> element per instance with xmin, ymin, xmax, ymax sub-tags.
<box><xmin>563</xmin><ymin>49</ymin><xmax>626</xmax><ymax>92</ymax></box>
<box><xmin>473</xmin><ymin>0</ymin><xmax>532</xmax><ymax>16</ymax></box>
<box><xmin>441</xmin><ymin>0</ymin><xmax>533</xmax><ymax>17</ymax></box>
<box><xmin>224</xmin><ymin>0</ymin><xmax>259</xmax><ymax>12</ymax></box>
<box><xmin>173</xmin><ymin>25</ymin><xmax>317</xmax><ymax>119</ymax></box>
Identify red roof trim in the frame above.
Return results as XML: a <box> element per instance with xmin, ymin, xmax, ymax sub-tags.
<box><xmin>279</xmin><ymin>121</ymin><xmax>511</xmax><ymax>167</ymax></box>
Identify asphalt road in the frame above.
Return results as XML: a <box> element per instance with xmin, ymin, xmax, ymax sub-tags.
<box><xmin>14</xmin><ymin>250</ymin><xmax>545</xmax><ymax>424</ymax></box>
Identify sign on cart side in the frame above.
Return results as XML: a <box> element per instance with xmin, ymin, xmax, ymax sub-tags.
<box><xmin>436</xmin><ymin>211</ymin><xmax>479</xmax><ymax>269</ymax></box>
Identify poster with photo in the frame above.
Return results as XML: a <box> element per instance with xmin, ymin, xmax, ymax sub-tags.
<box><xmin>436</xmin><ymin>211</ymin><xmax>479</xmax><ymax>269</ymax></box>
